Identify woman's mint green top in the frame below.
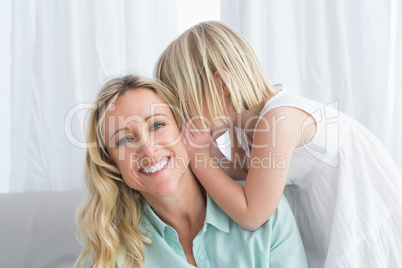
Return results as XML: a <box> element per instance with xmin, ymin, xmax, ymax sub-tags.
<box><xmin>138</xmin><ymin>193</ymin><xmax>307</xmax><ymax>268</ymax></box>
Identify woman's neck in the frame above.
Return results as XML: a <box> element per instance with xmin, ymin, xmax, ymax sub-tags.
<box><xmin>143</xmin><ymin>169</ymin><xmax>206</xmax><ymax>234</ymax></box>
<box><xmin>142</xmin><ymin>170</ymin><xmax>206</xmax><ymax>266</ymax></box>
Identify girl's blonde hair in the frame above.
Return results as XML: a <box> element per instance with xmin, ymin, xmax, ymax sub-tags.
<box><xmin>76</xmin><ymin>74</ymin><xmax>181</xmax><ymax>268</ymax></box>
<box><xmin>155</xmin><ymin>20</ymin><xmax>275</xmax><ymax>129</ymax></box>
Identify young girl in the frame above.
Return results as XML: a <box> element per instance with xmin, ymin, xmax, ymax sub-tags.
<box><xmin>155</xmin><ymin>21</ymin><xmax>402</xmax><ymax>268</ymax></box>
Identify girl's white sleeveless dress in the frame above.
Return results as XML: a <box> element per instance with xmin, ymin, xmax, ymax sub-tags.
<box><xmin>235</xmin><ymin>84</ymin><xmax>402</xmax><ymax>268</ymax></box>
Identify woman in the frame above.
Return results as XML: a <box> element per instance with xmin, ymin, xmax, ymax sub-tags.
<box><xmin>75</xmin><ymin>74</ymin><xmax>307</xmax><ymax>267</ymax></box>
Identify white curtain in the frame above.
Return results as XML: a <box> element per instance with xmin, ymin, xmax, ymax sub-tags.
<box><xmin>221</xmin><ymin>0</ymin><xmax>402</xmax><ymax>171</ymax></box>
<box><xmin>2</xmin><ymin>0</ymin><xmax>401</xmax><ymax>193</ymax></box>
<box><xmin>0</xmin><ymin>0</ymin><xmax>179</xmax><ymax>192</ymax></box>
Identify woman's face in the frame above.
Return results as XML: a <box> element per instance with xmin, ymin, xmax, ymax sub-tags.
<box><xmin>104</xmin><ymin>88</ymin><xmax>189</xmax><ymax>199</ymax></box>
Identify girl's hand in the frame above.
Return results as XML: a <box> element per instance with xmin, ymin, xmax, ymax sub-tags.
<box><xmin>181</xmin><ymin>123</ymin><xmax>214</xmax><ymax>170</ymax></box>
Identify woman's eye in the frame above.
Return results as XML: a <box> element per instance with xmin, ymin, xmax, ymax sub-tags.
<box><xmin>152</xmin><ymin>122</ymin><xmax>165</xmax><ymax>130</ymax></box>
<box><xmin>117</xmin><ymin>137</ymin><xmax>132</xmax><ymax>146</ymax></box>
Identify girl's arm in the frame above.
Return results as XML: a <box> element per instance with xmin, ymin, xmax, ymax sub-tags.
<box><xmin>210</xmin><ymin>142</ymin><xmax>248</xmax><ymax>181</ymax></box>
<box><xmin>187</xmin><ymin>107</ymin><xmax>311</xmax><ymax>231</ymax></box>
<box><xmin>230</xmin><ymin>129</ymin><xmax>249</xmax><ymax>172</ymax></box>
<box><xmin>207</xmin><ymin>129</ymin><xmax>249</xmax><ymax>181</ymax></box>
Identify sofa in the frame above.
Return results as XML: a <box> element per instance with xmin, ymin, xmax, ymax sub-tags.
<box><xmin>0</xmin><ymin>191</ymin><xmax>85</xmax><ymax>268</ymax></box>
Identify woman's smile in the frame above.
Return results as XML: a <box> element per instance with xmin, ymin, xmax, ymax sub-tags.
<box><xmin>139</xmin><ymin>156</ymin><xmax>171</xmax><ymax>175</ymax></box>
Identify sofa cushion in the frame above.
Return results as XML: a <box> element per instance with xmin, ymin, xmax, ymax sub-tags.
<box><xmin>0</xmin><ymin>191</ymin><xmax>85</xmax><ymax>268</ymax></box>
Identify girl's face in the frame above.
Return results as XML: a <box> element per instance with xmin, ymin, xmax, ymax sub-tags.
<box><xmin>104</xmin><ymin>88</ymin><xmax>189</xmax><ymax>199</ymax></box>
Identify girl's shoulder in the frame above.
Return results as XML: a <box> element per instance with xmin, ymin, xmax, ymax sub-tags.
<box><xmin>255</xmin><ymin>85</ymin><xmax>320</xmax><ymax>147</ymax></box>
<box><xmin>261</xmin><ymin>84</ymin><xmax>323</xmax><ymax>116</ymax></box>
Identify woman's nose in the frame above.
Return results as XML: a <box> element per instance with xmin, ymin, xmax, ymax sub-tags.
<box><xmin>138</xmin><ymin>134</ymin><xmax>157</xmax><ymax>158</ymax></box>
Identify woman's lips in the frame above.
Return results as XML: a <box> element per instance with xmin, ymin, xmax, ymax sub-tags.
<box><xmin>140</xmin><ymin>156</ymin><xmax>170</xmax><ymax>175</ymax></box>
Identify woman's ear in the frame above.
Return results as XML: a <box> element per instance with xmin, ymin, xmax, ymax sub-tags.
<box><xmin>213</xmin><ymin>71</ymin><xmax>230</xmax><ymax>96</ymax></box>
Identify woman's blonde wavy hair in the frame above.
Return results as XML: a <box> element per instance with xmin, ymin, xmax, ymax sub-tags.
<box><xmin>75</xmin><ymin>74</ymin><xmax>181</xmax><ymax>268</ymax></box>
<box><xmin>155</xmin><ymin>20</ymin><xmax>275</xmax><ymax>129</ymax></box>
